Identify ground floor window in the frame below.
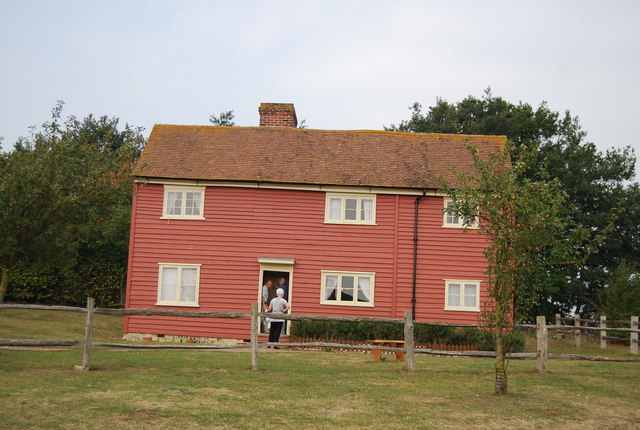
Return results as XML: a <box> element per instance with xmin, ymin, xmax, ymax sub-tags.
<box><xmin>444</xmin><ymin>279</ymin><xmax>480</xmax><ymax>312</ymax></box>
<box><xmin>321</xmin><ymin>271</ymin><xmax>375</xmax><ymax>306</ymax></box>
<box><xmin>156</xmin><ymin>263</ymin><xmax>201</xmax><ymax>307</ymax></box>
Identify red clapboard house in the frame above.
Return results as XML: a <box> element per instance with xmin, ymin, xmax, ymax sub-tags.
<box><xmin>123</xmin><ymin>103</ymin><xmax>505</xmax><ymax>343</ymax></box>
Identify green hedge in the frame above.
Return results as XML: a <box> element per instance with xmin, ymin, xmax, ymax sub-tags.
<box><xmin>290</xmin><ymin>320</ymin><xmax>525</xmax><ymax>352</ymax></box>
<box><xmin>6</xmin><ymin>261</ymin><xmax>125</xmax><ymax>308</ymax></box>
<box><xmin>474</xmin><ymin>330</ymin><xmax>526</xmax><ymax>353</ymax></box>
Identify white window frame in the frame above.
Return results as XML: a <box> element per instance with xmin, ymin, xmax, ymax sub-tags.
<box><xmin>320</xmin><ymin>270</ymin><xmax>375</xmax><ymax>307</ymax></box>
<box><xmin>156</xmin><ymin>263</ymin><xmax>201</xmax><ymax>307</ymax></box>
<box><xmin>444</xmin><ymin>279</ymin><xmax>480</xmax><ymax>312</ymax></box>
<box><xmin>443</xmin><ymin>197</ymin><xmax>478</xmax><ymax>229</ymax></box>
<box><xmin>324</xmin><ymin>193</ymin><xmax>376</xmax><ymax>225</ymax></box>
<box><xmin>161</xmin><ymin>186</ymin><xmax>205</xmax><ymax>220</ymax></box>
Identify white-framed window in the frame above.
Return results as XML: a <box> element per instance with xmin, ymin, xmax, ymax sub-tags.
<box><xmin>443</xmin><ymin>197</ymin><xmax>477</xmax><ymax>228</ymax></box>
<box><xmin>156</xmin><ymin>263</ymin><xmax>201</xmax><ymax>307</ymax></box>
<box><xmin>444</xmin><ymin>279</ymin><xmax>480</xmax><ymax>312</ymax></box>
<box><xmin>320</xmin><ymin>271</ymin><xmax>375</xmax><ymax>307</ymax></box>
<box><xmin>324</xmin><ymin>193</ymin><xmax>376</xmax><ymax>225</ymax></box>
<box><xmin>162</xmin><ymin>186</ymin><xmax>205</xmax><ymax>219</ymax></box>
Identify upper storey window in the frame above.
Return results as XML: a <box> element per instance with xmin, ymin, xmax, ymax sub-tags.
<box><xmin>443</xmin><ymin>197</ymin><xmax>477</xmax><ymax>228</ymax></box>
<box><xmin>162</xmin><ymin>186</ymin><xmax>205</xmax><ymax>219</ymax></box>
<box><xmin>325</xmin><ymin>193</ymin><xmax>376</xmax><ymax>225</ymax></box>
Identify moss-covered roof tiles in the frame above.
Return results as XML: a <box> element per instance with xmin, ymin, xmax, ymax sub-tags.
<box><xmin>135</xmin><ymin>125</ymin><xmax>507</xmax><ymax>189</ymax></box>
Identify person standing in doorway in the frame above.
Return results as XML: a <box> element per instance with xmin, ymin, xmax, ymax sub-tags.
<box><xmin>261</xmin><ymin>280</ymin><xmax>274</xmax><ymax>332</ymax></box>
<box><xmin>277</xmin><ymin>277</ymin><xmax>288</xmax><ymax>301</ymax></box>
<box><xmin>266</xmin><ymin>288</ymin><xmax>289</xmax><ymax>348</ymax></box>
<box><xmin>276</xmin><ymin>277</ymin><xmax>289</xmax><ymax>336</ymax></box>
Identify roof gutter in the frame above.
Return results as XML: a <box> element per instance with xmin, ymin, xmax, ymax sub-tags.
<box><xmin>134</xmin><ymin>176</ymin><xmax>445</xmax><ymax>196</ymax></box>
<box><xmin>412</xmin><ymin>190</ymin><xmax>427</xmax><ymax>319</ymax></box>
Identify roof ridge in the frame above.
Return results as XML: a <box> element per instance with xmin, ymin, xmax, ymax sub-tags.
<box><xmin>150</xmin><ymin>123</ymin><xmax>507</xmax><ymax>140</ymax></box>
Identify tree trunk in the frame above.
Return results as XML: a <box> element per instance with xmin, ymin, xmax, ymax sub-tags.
<box><xmin>494</xmin><ymin>330</ymin><xmax>508</xmax><ymax>395</ymax></box>
<box><xmin>0</xmin><ymin>266</ymin><xmax>10</xmax><ymax>304</ymax></box>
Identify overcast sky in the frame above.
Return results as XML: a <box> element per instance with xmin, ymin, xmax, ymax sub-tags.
<box><xmin>1</xmin><ymin>1</ymin><xmax>638</xmax><ymax>179</ymax></box>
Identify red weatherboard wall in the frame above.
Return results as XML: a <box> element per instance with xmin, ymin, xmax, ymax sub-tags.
<box><xmin>124</xmin><ymin>183</ymin><xmax>488</xmax><ymax>339</ymax></box>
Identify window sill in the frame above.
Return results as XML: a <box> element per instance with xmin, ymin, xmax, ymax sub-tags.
<box><xmin>155</xmin><ymin>303</ymin><xmax>200</xmax><ymax>308</ymax></box>
<box><xmin>444</xmin><ymin>306</ymin><xmax>480</xmax><ymax>312</ymax></box>
<box><xmin>442</xmin><ymin>224</ymin><xmax>478</xmax><ymax>229</ymax></box>
<box><xmin>320</xmin><ymin>301</ymin><xmax>375</xmax><ymax>307</ymax></box>
<box><xmin>323</xmin><ymin>221</ymin><xmax>377</xmax><ymax>226</ymax></box>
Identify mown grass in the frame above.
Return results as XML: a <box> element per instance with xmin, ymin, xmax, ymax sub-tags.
<box><xmin>1</xmin><ymin>309</ymin><xmax>639</xmax><ymax>429</ymax></box>
<box><xmin>0</xmin><ymin>308</ymin><xmax>123</xmax><ymax>342</ymax></box>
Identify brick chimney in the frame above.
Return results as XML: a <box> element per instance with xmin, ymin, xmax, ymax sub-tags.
<box><xmin>259</xmin><ymin>103</ymin><xmax>297</xmax><ymax>127</ymax></box>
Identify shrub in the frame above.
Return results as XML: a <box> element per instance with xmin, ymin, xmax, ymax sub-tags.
<box><xmin>6</xmin><ymin>261</ymin><xmax>125</xmax><ymax>308</ymax></box>
<box><xmin>474</xmin><ymin>330</ymin><xmax>525</xmax><ymax>353</ymax></box>
<box><xmin>290</xmin><ymin>320</ymin><xmax>481</xmax><ymax>346</ymax></box>
<box><xmin>5</xmin><ymin>263</ymin><xmax>61</xmax><ymax>304</ymax></box>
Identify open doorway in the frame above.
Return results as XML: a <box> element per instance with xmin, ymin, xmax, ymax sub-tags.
<box><xmin>261</xmin><ymin>270</ymin><xmax>290</xmax><ymax>335</ymax></box>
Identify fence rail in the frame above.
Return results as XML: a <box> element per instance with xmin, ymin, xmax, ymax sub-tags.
<box><xmin>1</xmin><ymin>301</ymin><xmax>638</xmax><ymax>373</ymax></box>
<box><xmin>553</xmin><ymin>313</ymin><xmax>639</xmax><ymax>354</ymax></box>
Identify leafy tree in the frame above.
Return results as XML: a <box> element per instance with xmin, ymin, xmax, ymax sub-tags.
<box><xmin>0</xmin><ymin>101</ymin><xmax>144</xmax><ymax>304</ymax></box>
<box><xmin>441</xmin><ymin>144</ymin><xmax>586</xmax><ymax>395</ymax></box>
<box><xmin>388</xmin><ymin>89</ymin><xmax>639</xmax><ymax>318</ymax></box>
<box><xmin>209</xmin><ymin>110</ymin><xmax>235</xmax><ymax>126</ymax></box>
<box><xmin>533</xmin><ymin>122</ymin><xmax>639</xmax><ymax>316</ymax></box>
<box><xmin>595</xmin><ymin>260</ymin><xmax>640</xmax><ymax>320</ymax></box>
<box><xmin>385</xmin><ymin>88</ymin><xmax>559</xmax><ymax>156</ymax></box>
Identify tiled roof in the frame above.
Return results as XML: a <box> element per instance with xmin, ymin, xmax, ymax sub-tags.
<box><xmin>135</xmin><ymin>125</ymin><xmax>507</xmax><ymax>189</ymax></box>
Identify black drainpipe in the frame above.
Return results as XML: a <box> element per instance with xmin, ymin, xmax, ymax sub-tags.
<box><xmin>412</xmin><ymin>190</ymin><xmax>427</xmax><ymax>319</ymax></box>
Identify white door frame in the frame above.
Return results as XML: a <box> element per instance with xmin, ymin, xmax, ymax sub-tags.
<box><xmin>258</xmin><ymin>257</ymin><xmax>295</xmax><ymax>334</ymax></box>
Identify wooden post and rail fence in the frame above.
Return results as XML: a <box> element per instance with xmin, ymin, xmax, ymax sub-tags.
<box><xmin>554</xmin><ymin>313</ymin><xmax>638</xmax><ymax>353</ymax></box>
<box><xmin>1</xmin><ymin>300</ymin><xmax>638</xmax><ymax>373</ymax></box>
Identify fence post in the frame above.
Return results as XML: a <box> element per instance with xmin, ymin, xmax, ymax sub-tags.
<box><xmin>79</xmin><ymin>297</ymin><xmax>95</xmax><ymax>371</ymax></box>
<box><xmin>404</xmin><ymin>310</ymin><xmax>415</xmax><ymax>372</ymax></box>
<box><xmin>251</xmin><ymin>302</ymin><xmax>260</xmax><ymax>371</ymax></box>
<box><xmin>631</xmin><ymin>316</ymin><xmax>638</xmax><ymax>355</ymax></box>
<box><xmin>574</xmin><ymin>314</ymin><xmax>581</xmax><ymax>348</ymax></box>
<box><xmin>536</xmin><ymin>315</ymin><xmax>547</xmax><ymax>374</ymax></box>
<box><xmin>555</xmin><ymin>313</ymin><xmax>562</xmax><ymax>339</ymax></box>
<box><xmin>600</xmin><ymin>315</ymin><xmax>607</xmax><ymax>350</ymax></box>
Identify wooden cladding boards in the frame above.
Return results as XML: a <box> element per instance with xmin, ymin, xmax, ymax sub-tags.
<box><xmin>126</xmin><ymin>184</ymin><xmax>488</xmax><ymax>338</ymax></box>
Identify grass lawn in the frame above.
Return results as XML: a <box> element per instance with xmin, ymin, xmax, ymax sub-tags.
<box><xmin>1</xmin><ymin>309</ymin><xmax>639</xmax><ymax>429</ymax></box>
<box><xmin>0</xmin><ymin>308</ymin><xmax>123</xmax><ymax>343</ymax></box>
